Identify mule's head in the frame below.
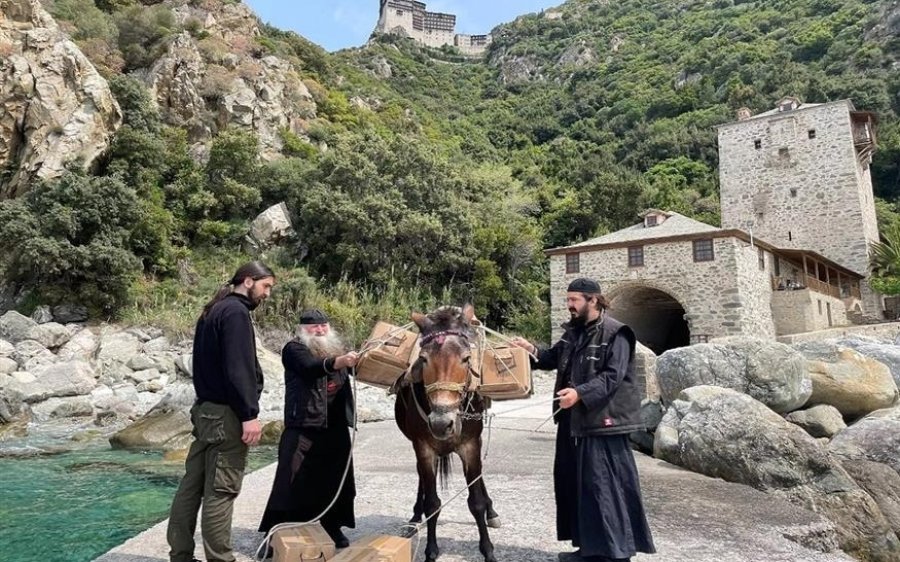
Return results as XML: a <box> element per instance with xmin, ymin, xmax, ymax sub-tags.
<box><xmin>411</xmin><ymin>304</ymin><xmax>476</xmax><ymax>440</ymax></box>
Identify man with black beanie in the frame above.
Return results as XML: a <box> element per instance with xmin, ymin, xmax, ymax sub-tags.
<box><xmin>511</xmin><ymin>278</ymin><xmax>655</xmax><ymax>562</ymax></box>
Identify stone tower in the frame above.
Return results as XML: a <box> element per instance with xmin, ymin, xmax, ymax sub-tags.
<box><xmin>717</xmin><ymin>98</ymin><xmax>881</xmax><ymax>316</ymax></box>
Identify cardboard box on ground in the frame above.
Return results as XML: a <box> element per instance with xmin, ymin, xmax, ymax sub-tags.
<box><xmin>330</xmin><ymin>535</ymin><xmax>412</xmax><ymax>562</ymax></box>
<box><xmin>355</xmin><ymin>321</ymin><xmax>533</xmax><ymax>400</ymax></box>
<box><xmin>272</xmin><ymin>523</ymin><xmax>336</xmax><ymax>561</ymax></box>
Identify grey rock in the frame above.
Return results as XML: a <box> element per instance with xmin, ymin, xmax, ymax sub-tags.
<box><xmin>30</xmin><ymin>396</ymin><xmax>93</xmax><ymax>420</ymax></box>
<box><xmin>57</xmin><ymin>328</ymin><xmax>98</xmax><ymax>361</ymax></box>
<box><xmin>841</xmin><ymin>459</ymin><xmax>900</xmax><ymax>538</ymax></box>
<box><xmin>97</xmin><ymin>331</ymin><xmax>142</xmax><ymax>364</ymax></box>
<box><xmin>142</xmin><ymin>337</ymin><xmax>171</xmax><ymax>354</ymax></box>
<box><xmin>26</xmin><ymin>322</ymin><xmax>71</xmax><ymax>349</ymax></box>
<box><xmin>0</xmin><ymin>311</ymin><xmax>37</xmax><ymax>344</ymax></box>
<box><xmin>0</xmin><ymin>0</ymin><xmax>121</xmax><ymax>198</ymax></box>
<box><xmin>634</xmin><ymin>342</ymin><xmax>659</xmax><ymax>401</ymax></box>
<box><xmin>13</xmin><ymin>339</ymin><xmax>55</xmax><ymax>369</ymax></box>
<box><xmin>51</xmin><ymin>304</ymin><xmax>88</xmax><ymax>323</ymax></box>
<box><xmin>109</xmin><ymin>408</ymin><xmax>193</xmax><ymax>451</ymax></box>
<box><xmin>136</xmin><ymin>380</ymin><xmax>165</xmax><ymax>393</ymax></box>
<box><xmin>0</xmin><ymin>357</ymin><xmax>17</xmax><ymax>374</ymax></box>
<box><xmin>30</xmin><ymin>306</ymin><xmax>53</xmax><ymax>324</ymax></box>
<box><xmin>0</xmin><ymin>339</ymin><xmax>13</xmax><ymax>357</ymax></box>
<box><xmin>657</xmin><ymin>337</ymin><xmax>811</xmax><ymax>412</ymax></box>
<box><xmin>98</xmin><ymin>361</ymin><xmax>132</xmax><ymax>387</ymax></box>
<box><xmin>127</xmin><ymin>368</ymin><xmax>161</xmax><ymax>384</ymax></box>
<box><xmin>127</xmin><ymin>355</ymin><xmax>159</xmax><ymax>372</ymax></box>
<box><xmin>655</xmin><ymin>385</ymin><xmax>899</xmax><ymax>560</ymax></box>
<box><xmin>250</xmin><ymin>202</ymin><xmax>293</xmax><ymax>247</ymax></box>
<box><xmin>786</xmin><ymin>405</ymin><xmax>847</xmax><ymax>439</ymax></box>
<box><xmin>0</xmin><ymin>383</ymin><xmax>25</xmax><ymax>423</ymax></box>
<box><xmin>174</xmin><ymin>354</ymin><xmax>193</xmax><ymax>377</ymax></box>
<box><xmin>829</xmin><ymin>406</ymin><xmax>900</xmax><ymax>475</ymax></box>
<box><xmin>7</xmin><ymin>360</ymin><xmax>96</xmax><ymax>403</ymax></box>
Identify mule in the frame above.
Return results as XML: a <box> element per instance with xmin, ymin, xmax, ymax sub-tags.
<box><xmin>394</xmin><ymin>305</ymin><xmax>500</xmax><ymax>562</ymax></box>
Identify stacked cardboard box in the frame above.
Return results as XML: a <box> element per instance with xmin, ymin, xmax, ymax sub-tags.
<box><xmin>272</xmin><ymin>523</ymin><xmax>336</xmax><ymax>561</ymax></box>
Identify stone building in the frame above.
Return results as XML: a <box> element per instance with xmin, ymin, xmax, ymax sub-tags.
<box><xmin>546</xmin><ymin>98</ymin><xmax>877</xmax><ymax>352</ymax></box>
<box><xmin>718</xmin><ymin>98</ymin><xmax>880</xmax><ymax>317</ymax></box>
<box><xmin>374</xmin><ymin>0</ymin><xmax>492</xmax><ymax>55</ymax></box>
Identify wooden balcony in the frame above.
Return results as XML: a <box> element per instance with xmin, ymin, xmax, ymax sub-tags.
<box><xmin>771</xmin><ymin>274</ymin><xmax>860</xmax><ymax>300</ymax></box>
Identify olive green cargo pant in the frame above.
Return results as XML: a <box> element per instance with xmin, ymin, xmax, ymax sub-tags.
<box><xmin>167</xmin><ymin>402</ymin><xmax>248</xmax><ymax>562</ymax></box>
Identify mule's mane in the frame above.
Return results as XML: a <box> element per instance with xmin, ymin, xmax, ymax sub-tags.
<box><xmin>425</xmin><ymin>306</ymin><xmax>472</xmax><ymax>335</ymax></box>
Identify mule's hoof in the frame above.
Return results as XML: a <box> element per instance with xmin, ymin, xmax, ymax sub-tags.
<box><xmin>486</xmin><ymin>516</ymin><xmax>502</xmax><ymax>529</ymax></box>
<box><xmin>399</xmin><ymin>525</ymin><xmax>419</xmax><ymax>539</ymax></box>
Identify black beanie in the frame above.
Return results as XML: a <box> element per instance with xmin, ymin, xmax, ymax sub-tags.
<box><xmin>299</xmin><ymin>309</ymin><xmax>330</xmax><ymax>325</ymax></box>
<box><xmin>567</xmin><ymin>278</ymin><xmax>601</xmax><ymax>294</ymax></box>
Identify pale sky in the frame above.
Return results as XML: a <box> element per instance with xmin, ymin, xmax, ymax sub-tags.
<box><xmin>245</xmin><ymin>0</ymin><xmax>563</xmax><ymax>52</ymax></box>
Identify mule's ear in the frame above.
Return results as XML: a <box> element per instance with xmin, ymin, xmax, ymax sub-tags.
<box><xmin>462</xmin><ymin>303</ymin><xmax>476</xmax><ymax>324</ymax></box>
<box><xmin>407</xmin><ymin>357</ymin><xmax>424</xmax><ymax>383</ymax></box>
<box><xmin>411</xmin><ymin>312</ymin><xmax>430</xmax><ymax>331</ymax></box>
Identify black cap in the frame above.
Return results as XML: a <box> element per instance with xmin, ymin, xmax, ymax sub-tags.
<box><xmin>299</xmin><ymin>309</ymin><xmax>329</xmax><ymax>325</ymax></box>
<box><xmin>567</xmin><ymin>278</ymin><xmax>601</xmax><ymax>294</ymax></box>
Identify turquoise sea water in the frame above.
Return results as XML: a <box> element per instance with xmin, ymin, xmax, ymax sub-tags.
<box><xmin>0</xmin><ymin>445</ymin><xmax>275</xmax><ymax>562</ymax></box>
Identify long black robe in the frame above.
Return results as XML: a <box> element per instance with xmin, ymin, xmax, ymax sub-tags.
<box><xmin>258</xmin><ymin>375</ymin><xmax>355</xmax><ymax>534</ymax></box>
<box><xmin>554</xmin><ymin>332</ymin><xmax>655</xmax><ymax>559</ymax></box>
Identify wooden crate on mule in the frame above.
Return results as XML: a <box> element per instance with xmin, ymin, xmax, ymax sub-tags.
<box><xmin>356</xmin><ymin>322</ymin><xmax>419</xmax><ymax>389</ymax></box>
<box><xmin>272</xmin><ymin>522</ymin><xmax>336</xmax><ymax>561</ymax></box>
<box><xmin>330</xmin><ymin>535</ymin><xmax>411</xmax><ymax>562</ymax></box>
<box><xmin>475</xmin><ymin>345</ymin><xmax>533</xmax><ymax>400</ymax></box>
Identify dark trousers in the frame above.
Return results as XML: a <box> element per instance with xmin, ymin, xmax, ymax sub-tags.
<box><xmin>167</xmin><ymin>402</ymin><xmax>249</xmax><ymax>562</ymax></box>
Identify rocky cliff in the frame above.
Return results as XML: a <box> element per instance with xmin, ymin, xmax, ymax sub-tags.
<box><xmin>0</xmin><ymin>0</ymin><xmax>121</xmax><ymax>199</ymax></box>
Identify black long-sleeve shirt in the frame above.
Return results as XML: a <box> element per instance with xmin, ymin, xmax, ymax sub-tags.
<box><xmin>192</xmin><ymin>293</ymin><xmax>264</xmax><ymax>421</ymax></box>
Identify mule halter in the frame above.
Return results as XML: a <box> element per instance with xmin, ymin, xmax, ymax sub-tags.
<box><xmin>418</xmin><ymin>329</ymin><xmax>475</xmax><ymax>396</ymax></box>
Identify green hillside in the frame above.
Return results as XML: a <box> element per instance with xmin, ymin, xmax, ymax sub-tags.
<box><xmin>2</xmin><ymin>0</ymin><xmax>898</xmax><ymax>341</ymax></box>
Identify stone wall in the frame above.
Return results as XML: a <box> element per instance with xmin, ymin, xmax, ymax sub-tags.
<box><xmin>550</xmin><ymin>236</ymin><xmax>774</xmax><ymax>344</ymax></box>
<box><xmin>776</xmin><ymin>321</ymin><xmax>900</xmax><ymax>344</ymax></box>
<box><xmin>718</xmin><ymin>100</ymin><xmax>877</xmax><ymax>278</ymax></box>
<box><xmin>771</xmin><ymin>289</ymin><xmax>848</xmax><ymax>335</ymax></box>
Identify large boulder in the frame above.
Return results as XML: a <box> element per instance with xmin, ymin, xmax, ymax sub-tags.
<box><xmin>0</xmin><ymin>311</ymin><xmax>37</xmax><ymax>344</ymax></box>
<box><xmin>30</xmin><ymin>396</ymin><xmax>93</xmax><ymax>421</ymax></box>
<box><xmin>634</xmin><ymin>342</ymin><xmax>659</xmax><ymax>401</ymax></box>
<box><xmin>835</xmin><ymin>337</ymin><xmax>900</xmax><ymax>388</ymax></box>
<box><xmin>829</xmin><ymin>406</ymin><xmax>900</xmax><ymax>476</ymax></box>
<box><xmin>13</xmin><ymin>339</ymin><xmax>55</xmax><ymax>370</ymax></box>
<box><xmin>798</xmin><ymin>346</ymin><xmax>899</xmax><ymax>419</ymax></box>
<box><xmin>0</xmin><ymin>0</ymin><xmax>121</xmax><ymax>199</ymax></box>
<box><xmin>249</xmin><ymin>202</ymin><xmax>293</xmax><ymax>247</ymax></box>
<box><xmin>656</xmin><ymin>337</ymin><xmax>811</xmax><ymax>412</ymax></box>
<box><xmin>785</xmin><ymin>405</ymin><xmax>847</xmax><ymax>439</ymax></box>
<box><xmin>5</xmin><ymin>360</ymin><xmax>96</xmax><ymax>403</ymax></box>
<box><xmin>655</xmin><ymin>386</ymin><xmax>900</xmax><ymax>560</ymax></box>
<box><xmin>26</xmin><ymin>322</ymin><xmax>71</xmax><ymax>350</ymax></box>
<box><xmin>57</xmin><ymin>328</ymin><xmax>98</xmax><ymax>361</ymax></box>
<box><xmin>841</xmin><ymin>459</ymin><xmax>900</xmax><ymax>539</ymax></box>
<box><xmin>51</xmin><ymin>304</ymin><xmax>88</xmax><ymax>324</ymax></box>
<box><xmin>97</xmin><ymin>330</ymin><xmax>142</xmax><ymax>364</ymax></box>
<box><xmin>0</xmin><ymin>339</ymin><xmax>13</xmax><ymax>357</ymax></box>
<box><xmin>109</xmin><ymin>407</ymin><xmax>193</xmax><ymax>451</ymax></box>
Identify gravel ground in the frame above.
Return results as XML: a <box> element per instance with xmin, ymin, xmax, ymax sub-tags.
<box><xmin>94</xmin><ymin>375</ymin><xmax>853</xmax><ymax>562</ymax></box>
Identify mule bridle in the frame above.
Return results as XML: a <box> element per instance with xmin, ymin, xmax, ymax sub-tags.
<box><xmin>418</xmin><ymin>329</ymin><xmax>477</xmax><ymax>396</ymax></box>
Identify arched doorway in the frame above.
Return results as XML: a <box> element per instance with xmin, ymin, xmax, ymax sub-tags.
<box><xmin>608</xmin><ymin>286</ymin><xmax>690</xmax><ymax>354</ymax></box>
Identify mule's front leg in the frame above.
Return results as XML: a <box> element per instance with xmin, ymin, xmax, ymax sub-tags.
<box><xmin>415</xmin><ymin>446</ymin><xmax>441</xmax><ymax>562</ymax></box>
<box><xmin>458</xmin><ymin>442</ymin><xmax>496</xmax><ymax>562</ymax></box>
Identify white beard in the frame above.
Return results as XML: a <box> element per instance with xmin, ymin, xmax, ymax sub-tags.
<box><xmin>296</xmin><ymin>330</ymin><xmax>346</xmax><ymax>359</ymax></box>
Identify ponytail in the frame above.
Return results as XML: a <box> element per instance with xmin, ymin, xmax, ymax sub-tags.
<box><xmin>199</xmin><ymin>261</ymin><xmax>275</xmax><ymax>320</ymax></box>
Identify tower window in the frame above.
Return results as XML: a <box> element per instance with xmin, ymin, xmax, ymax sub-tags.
<box><xmin>790</xmin><ymin>188</ymin><xmax>798</xmax><ymax>198</ymax></box>
<box><xmin>628</xmin><ymin>246</ymin><xmax>644</xmax><ymax>267</ymax></box>
<box><xmin>788</xmin><ymin>231</ymin><xmax>792</xmax><ymax>241</ymax></box>
<box><xmin>693</xmin><ymin>239</ymin><xmax>714</xmax><ymax>262</ymax></box>
<box><xmin>566</xmin><ymin>253</ymin><xmax>580</xmax><ymax>274</ymax></box>
<box><xmin>779</xmin><ymin>147</ymin><xmax>789</xmax><ymax>157</ymax></box>
<box><xmin>645</xmin><ymin>215</ymin><xmax>658</xmax><ymax>227</ymax></box>
<box><xmin>758</xmin><ymin>248</ymin><xmax>766</xmax><ymax>271</ymax></box>
<box><xmin>808</xmin><ymin>129</ymin><xmax>816</xmax><ymax>139</ymax></box>
<box><xmin>754</xmin><ymin>139</ymin><xmax>762</xmax><ymax>150</ymax></box>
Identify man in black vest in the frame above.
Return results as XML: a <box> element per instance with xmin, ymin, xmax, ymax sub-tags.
<box><xmin>512</xmin><ymin>278</ymin><xmax>655</xmax><ymax>562</ymax></box>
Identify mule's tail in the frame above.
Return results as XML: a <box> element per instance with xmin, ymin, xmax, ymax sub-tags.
<box><xmin>436</xmin><ymin>454</ymin><xmax>452</xmax><ymax>490</ymax></box>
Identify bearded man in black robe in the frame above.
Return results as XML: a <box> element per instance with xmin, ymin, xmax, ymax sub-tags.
<box><xmin>512</xmin><ymin>278</ymin><xmax>655</xmax><ymax>562</ymax></box>
<box><xmin>259</xmin><ymin>309</ymin><xmax>359</xmax><ymax>548</ymax></box>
